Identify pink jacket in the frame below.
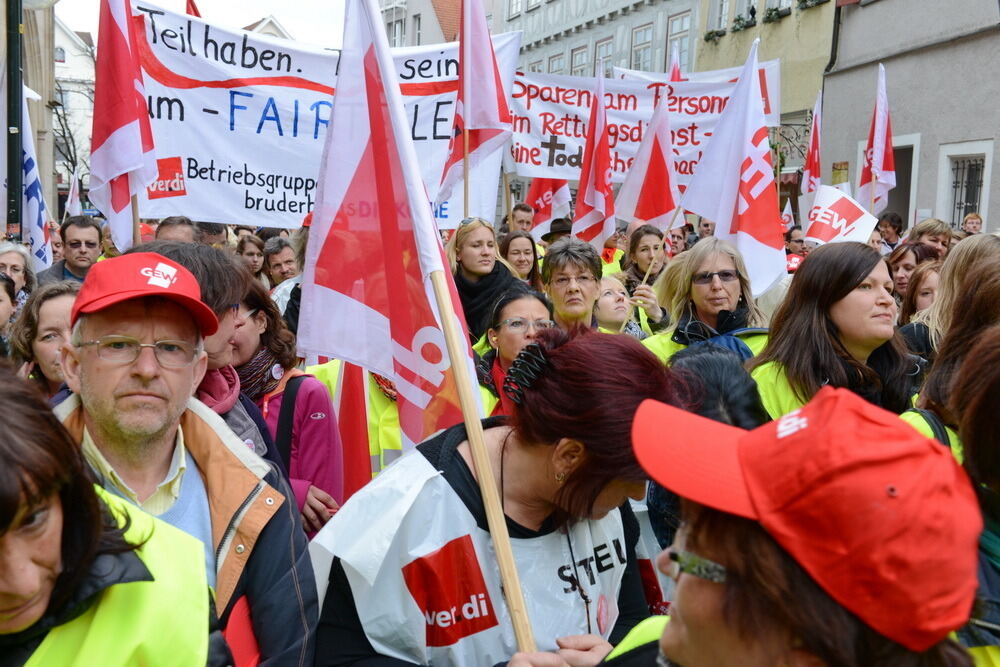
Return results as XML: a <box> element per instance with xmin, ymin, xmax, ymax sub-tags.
<box><xmin>259</xmin><ymin>373</ymin><xmax>344</xmax><ymax>511</ymax></box>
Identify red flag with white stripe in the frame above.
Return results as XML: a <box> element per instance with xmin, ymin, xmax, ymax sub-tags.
<box><xmin>680</xmin><ymin>40</ymin><xmax>785</xmax><ymax>296</ymax></box>
<box><xmin>438</xmin><ymin>0</ymin><xmax>512</xmax><ymax>202</ymax></box>
<box><xmin>185</xmin><ymin>0</ymin><xmax>202</xmax><ymax>17</ymax></box>
<box><xmin>616</xmin><ymin>97</ymin><xmax>682</xmax><ymax>231</ymax></box>
<box><xmin>571</xmin><ymin>76</ymin><xmax>615</xmax><ymax>249</ymax></box>
<box><xmin>90</xmin><ymin>0</ymin><xmax>156</xmax><ymax>252</ymax></box>
<box><xmin>802</xmin><ymin>90</ymin><xmax>822</xmax><ymax>195</ymax></box>
<box><xmin>524</xmin><ymin>178</ymin><xmax>570</xmax><ymax>241</ymax></box>
<box><xmin>300</xmin><ymin>0</ymin><xmax>475</xmax><ymax>451</ymax></box>
<box><xmin>856</xmin><ymin>64</ymin><xmax>895</xmax><ymax>214</ymax></box>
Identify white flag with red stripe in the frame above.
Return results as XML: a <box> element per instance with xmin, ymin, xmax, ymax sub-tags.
<box><xmin>856</xmin><ymin>64</ymin><xmax>895</xmax><ymax>215</ymax></box>
<box><xmin>438</xmin><ymin>0</ymin><xmax>512</xmax><ymax>203</ymax></box>
<box><xmin>802</xmin><ymin>90</ymin><xmax>822</xmax><ymax>195</ymax></box>
<box><xmin>90</xmin><ymin>0</ymin><xmax>157</xmax><ymax>252</ymax></box>
<box><xmin>524</xmin><ymin>178</ymin><xmax>570</xmax><ymax>241</ymax></box>
<box><xmin>668</xmin><ymin>43</ymin><xmax>684</xmax><ymax>82</ymax></box>
<box><xmin>300</xmin><ymin>0</ymin><xmax>476</xmax><ymax>451</ymax></box>
<box><xmin>615</xmin><ymin>97</ymin><xmax>682</xmax><ymax>231</ymax></box>
<box><xmin>571</xmin><ymin>76</ymin><xmax>615</xmax><ymax>248</ymax></box>
<box><xmin>65</xmin><ymin>164</ymin><xmax>83</xmax><ymax>217</ymax></box>
<box><xmin>781</xmin><ymin>199</ymin><xmax>794</xmax><ymax>230</ymax></box>
<box><xmin>680</xmin><ymin>40</ymin><xmax>785</xmax><ymax>297</ymax></box>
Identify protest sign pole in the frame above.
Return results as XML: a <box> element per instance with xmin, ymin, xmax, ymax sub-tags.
<box><xmin>502</xmin><ymin>170</ymin><xmax>512</xmax><ymax>220</ymax></box>
<box><xmin>131</xmin><ymin>195</ymin><xmax>141</xmax><ymax>247</ymax></box>
<box><xmin>428</xmin><ymin>269</ymin><xmax>537</xmax><ymax>652</ymax></box>
<box><xmin>463</xmin><ymin>127</ymin><xmax>471</xmax><ymax>218</ymax></box>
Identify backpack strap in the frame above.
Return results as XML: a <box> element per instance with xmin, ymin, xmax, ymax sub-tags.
<box><xmin>906</xmin><ymin>408</ymin><xmax>951</xmax><ymax>448</ymax></box>
<box><xmin>275</xmin><ymin>375</ymin><xmax>308</xmax><ymax>472</ymax></box>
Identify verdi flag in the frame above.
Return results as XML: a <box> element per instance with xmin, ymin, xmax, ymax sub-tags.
<box><xmin>856</xmin><ymin>64</ymin><xmax>895</xmax><ymax>215</ymax></box>
<box><xmin>615</xmin><ymin>96</ymin><xmax>682</xmax><ymax>231</ymax></box>
<box><xmin>571</xmin><ymin>75</ymin><xmax>615</xmax><ymax>248</ymax></box>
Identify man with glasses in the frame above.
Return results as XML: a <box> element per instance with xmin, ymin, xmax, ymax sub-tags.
<box><xmin>57</xmin><ymin>252</ymin><xmax>317</xmax><ymax>664</ymax></box>
<box><xmin>37</xmin><ymin>215</ymin><xmax>103</xmax><ymax>285</ymax></box>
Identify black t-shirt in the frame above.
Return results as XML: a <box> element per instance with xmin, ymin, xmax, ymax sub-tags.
<box><xmin>315</xmin><ymin>418</ymin><xmax>648</xmax><ymax>666</ymax></box>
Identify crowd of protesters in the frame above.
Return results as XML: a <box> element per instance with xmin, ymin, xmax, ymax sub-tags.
<box><xmin>1</xmin><ymin>206</ymin><xmax>999</xmax><ymax>667</ymax></box>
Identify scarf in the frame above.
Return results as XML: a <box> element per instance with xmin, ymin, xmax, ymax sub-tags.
<box><xmin>622</xmin><ymin>262</ymin><xmax>662</xmax><ymax>295</ymax></box>
<box><xmin>237</xmin><ymin>348</ymin><xmax>285</xmax><ymax>402</ymax></box>
<box><xmin>196</xmin><ymin>365</ymin><xmax>241</xmax><ymax>414</ymax></box>
<box><xmin>454</xmin><ymin>262</ymin><xmax>520</xmax><ymax>341</ymax></box>
<box><xmin>489</xmin><ymin>357</ymin><xmax>516</xmax><ymax>417</ymax></box>
<box><xmin>671</xmin><ymin>301</ymin><xmax>751</xmax><ymax>346</ymax></box>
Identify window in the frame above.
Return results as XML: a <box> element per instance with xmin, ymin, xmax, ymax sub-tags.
<box><xmin>387</xmin><ymin>19</ymin><xmax>405</xmax><ymax>46</ymax></box>
<box><xmin>594</xmin><ymin>38</ymin><xmax>613</xmax><ymax>77</ymax></box>
<box><xmin>54</xmin><ymin>46</ymin><xmax>66</xmax><ymax>63</ymax></box>
<box><xmin>765</xmin><ymin>0</ymin><xmax>792</xmax><ymax>8</ymax></box>
<box><xmin>631</xmin><ymin>24</ymin><xmax>653</xmax><ymax>71</ymax></box>
<box><xmin>548</xmin><ymin>53</ymin><xmax>565</xmax><ymax>74</ymax></box>
<box><xmin>571</xmin><ymin>46</ymin><xmax>588</xmax><ymax>76</ymax></box>
<box><xmin>527</xmin><ymin>0</ymin><xmax>542</xmax><ymax>9</ymax></box>
<box><xmin>951</xmin><ymin>156</ymin><xmax>986</xmax><ymax>226</ymax></box>
<box><xmin>734</xmin><ymin>0</ymin><xmax>755</xmax><ymax>19</ymax></box>
<box><xmin>668</xmin><ymin>12</ymin><xmax>691</xmax><ymax>72</ymax></box>
<box><xmin>528</xmin><ymin>60</ymin><xmax>544</xmax><ymax>72</ymax></box>
<box><xmin>708</xmin><ymin>0</ymin><xmax>730</xmax><ymax>31</ymax></box>
<box><xmin>412</xmin><ymin>14</ymin><xmax>421</xmax><ymax>45</ymax></box>
<box><xmin>509</xmin><ymin>0</ymin><xmax>522</xmax><ymax>18</ymax></box>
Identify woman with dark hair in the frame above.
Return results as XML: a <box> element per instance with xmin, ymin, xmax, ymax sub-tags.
<box><xmin>232</xmin><ymin>280</ymin><xmax>342</xmax><ymax>534</ymax></box>
<box><xmin>447</xmin><ymin>218</ymin><xmax>521</xmax><ymax>342</ymax></box>
<box><xmin>621</xmin><ymin>225</ymin><xmax>669</xmax><ymax>335</ymax></box>
<box><xmin>9</xmin><ymin>282</ymin><xmax>80</xmax><ymax>396</ymax></box>
<box><xmin>877</xmin><ymin>210</ymin><xmax>904</xmax><ymax>255</ymax></box>
<box><xmin>901</xmin><ymin>259</ymin><xmax>1000</xmax><ymax>461</ymax></box>
<box><xmin>644</xmin><ymin>237</ymin><xmax>767</xmax><ymax>364</ymax></box>
<box><xmin>602</xmin><ymin>387</ymin><xmax>980</xmax><ymax>666</ymax></box>
<box><xmin>313</xmin><ymin>329</ymin><xmax>687</xmax><ymax>665</ymax></box>
<box><xmin>749</xmin><ymin>242</ymin><xmax>915</xmax><ymax>419</ymax></box>
<box><xmin>236</xmin><ymin>234</ymin><xmax>270</xmax><ymax>288</ymax></box>
<box><xmin>645</xmin><ymin>345</ymin><xmax>769</xmax><ymax>549</ymax></box>
<box><xmin>898</xmin><ymin>259</ymin><xmax>941</xmax><ymax>326</ymax></box>
<box><xmin>0</xmin><ymin>272</ymin><xmax>15</xmax><ymax>356</ymax></box>
<box><xmin>477</xmin><ymin>287</ymin><xmax>556</xmax><ymax>416</ymax></box>
<box><xmin>0</xmin><ymin>367</ymin><xmax>230</xmax><ymax>664</ymax></box>
<box><xmin>500</xmin><ymin>231</ymin><xmax>543</xmax><ymax>291</ymax></box>
<box><xmin>887</xmin><ymin>241</ymin><xmax>938</xmax><ymax>300</ymax></box>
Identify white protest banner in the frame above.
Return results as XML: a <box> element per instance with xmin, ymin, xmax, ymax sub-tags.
<box><xmin>509</xmin><ymin>72</ymin><xmax>767</xmax><ymax>186</ymax></box>
<box><xmin>615</xmin><ymin>58</ymin><xmax>781</xmax><ymax>127</ymax></box>
<box><xmin>131</xmin><ymin>1</ymin><xmax>520</xmax><ymax>228</ymax></box>
<box><xmin>804</xmin><ymin>185</ymin><xmax>879</xmax><ymax>245</ymax></box>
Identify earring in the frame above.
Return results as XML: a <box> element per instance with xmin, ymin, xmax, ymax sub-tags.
<box><xmin>555</xmin><ymin>472</ymin><xmax>566</xmax><ymax>484</ymax></box>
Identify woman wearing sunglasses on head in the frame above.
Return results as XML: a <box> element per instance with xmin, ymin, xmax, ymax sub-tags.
<box><xmin>643</xmin><ymin>238</ymin><xmax>768</xmax><ymax>365</ymax></box>
<box><xmin>749</xmin><ymin>242</ymin><xmax>917</xmax><ymax>420</ymax></box>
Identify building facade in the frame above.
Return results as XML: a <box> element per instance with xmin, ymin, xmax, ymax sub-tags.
<box><xmin>823</xmin><ymin>0</ymin><xmax>1000</xmax><ymax>231</ymax></box>
<box><xmin>53</xmin><ymin>15</ymin><xmax>95</xmax><ymax>207</ymax></box>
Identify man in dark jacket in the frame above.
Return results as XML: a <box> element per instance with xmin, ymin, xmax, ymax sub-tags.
<box><xmin>58</xmin><ymin>252</ymin><xmax>316</xmax><ymax>665</ymax></box>
<box><xmin>37</xmin><ymin>215</ymin><xmax>103</xmax><ymax>285</ymax></box>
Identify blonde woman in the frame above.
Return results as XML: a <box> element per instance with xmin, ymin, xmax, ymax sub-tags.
<box><xmin>643</xmin><ymin>237</ymin><xmax>767</xmax><ymax>364</ymax></box>
<box><xmin>445</xmin><ymin>218</ymin><xmax>520</xmax><ymax>341</ymax></box>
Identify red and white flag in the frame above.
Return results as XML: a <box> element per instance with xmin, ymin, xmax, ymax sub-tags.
<box><xmin>615</xmin><ymin>97</ymin><xmax>682</xmax><ymax>231</ymax></box>
<box><xmin>300</xmin><ymin>0</ymin><xmax>476</xmax><ymax>451</ymax></box>
<box><xmin>668</xmin><ymin>43</ymin><xmax>684</xmax><ymax>82</ymax></box>
<box><xmin>680</xmin><ymin>40</ymin><xmax>785</xmax><ymax>296</ymax></box>
<box><xmin>805</xmin><ymin>185</ymin><xmax>879</xmax><ymax>246</ymax></box>
<box><xmin>571</xmin><ymin>76</ymin><xmax>615</xmax><ymax>248</ymax></box>
<box><xmin>780</xmin><ymin>199</ymin><xmax>794</xmax><ymax>229</ymax></box>
<box><xmin>856</xmin><ymin>64</ymin><xmax>895</xmax><ymax>214</ymax></box>
<box><xmin>802</xmin><ymin>90</ymin><xmax>821</xmax><ymax>194</ymax></box>
<box><xmin>90</xmin><ymin>0</ymin><xmax>157</xmax><ymax>252</ymax></box>
<box><xmin>438</xmin><ymin>0</ymin><xmax>512</xmax><ymax>202</ymax></box>
<box><xmin>65</xmin><ymin>165</ymin><xmax>83</xmax><ymax>217</ymax></box>
<box><xmin>185</xmin><ymin>0</ymin><xmax>202</xmax><ymax>17</ymax></box>
<box><xmin>524</xmin><ymin>178</ymin><xmax>570</xmax><ymax>241</ymax></box>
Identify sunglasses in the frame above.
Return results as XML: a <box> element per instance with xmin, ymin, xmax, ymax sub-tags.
<box><xmin>692</xmin><ymin>270</ymin><xmax>738</xmax><ymax>285</ymax></box>
<box><xmin>67</xmin><ymin>241</ymin><xmax>99</xmax><ymax>249</ymax></box>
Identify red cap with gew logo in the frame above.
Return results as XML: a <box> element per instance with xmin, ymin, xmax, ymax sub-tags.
<box><xmin>71</xmin><ymin>252</ymin><xmax>219</xmax><ymax>337</ymax></box>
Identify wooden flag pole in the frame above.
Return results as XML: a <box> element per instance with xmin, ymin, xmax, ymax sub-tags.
<box><xmin>428</xmin><ymin>269</ymin><xmax>537</xmax><ymax>652</ymax></box>
<box><xmin>502</xmin><ymin>170</ymin><xmax>512</xmax><ymax>222</ymax></box>
<box><xmin>619</xmin><ymin>249</ymin><xmax>659</xmax><ymax>333</ymax></box>
<box><xmin>130</xmin><ymin>194</ymin><xmax>141</xmax><ymax>247</ymax></box>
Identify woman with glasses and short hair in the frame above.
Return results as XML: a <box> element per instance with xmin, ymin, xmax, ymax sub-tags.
<box><xmin>446</xmin><ymin>218</ymin><xmax>521</xmax><ymax>343</ymax></box>
<box><xmin>643</xmin><ymin>238</ymin><xmax>767</xmax><ymax>365</ymax></box>
<box><xmin>749</xmin><ymin>242</ymin><xmax>916</xmax><ymax>420</ymax></box>
<box><xmin>477</xmin><ymin>287</ymin><xmax>556</xmax><ymax>416</ymax></box>
<box><xmin>0</xmin><ymin>241</ymin><xmax>37</xmax><ymax>320</ymax></box>
<box><xmin>541</xmin><ymin>238</ymin><xmax>603</xmax><ymax>331</ymax></box>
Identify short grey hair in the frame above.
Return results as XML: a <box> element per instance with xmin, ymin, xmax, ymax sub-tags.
<box><xmin>0</xmin><ymin>241</ymin><xmax>36</xmax><ymax>291</ymax></box>
<box><xmin>541</xmin><ymin>237</ymin><xmax>602</xmax><ymax>285</ymax></box>
<box><xmin>263</xmin><ymin>236</ymin><xmax>297</xmax><ymax>269</ymax></box>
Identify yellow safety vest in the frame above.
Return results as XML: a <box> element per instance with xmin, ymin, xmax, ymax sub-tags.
<box><xmin>602</xmin><ymin>249</ymin><xmax>625</xmax><ymax>276</ymax></box>
<box><xmin>748</xmin><ymin>361</ymin><xmax>808</xmax><ymax>420</ymax></box>
<box><xmin>644</xmin><ymin>330</ymin><xmax>769</xmax><ymax>365</ymax></box>
<box><xmin>899</xmin><ymin>409</ymin><xmax>964</xmax><ymax>463</ymax></box>
<box><xmin>26</xmin><ymin>487</ymin><xmax>210</xmax><ymax>666</ymax></box>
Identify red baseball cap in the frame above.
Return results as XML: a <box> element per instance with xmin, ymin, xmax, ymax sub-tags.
<box><xmin>71</xmin><ymin>252</ymin><xmax>219</xmax><ymax>337</ymax></box>
<box><xmin>632</xmin><ymin>386</ymin><xmax>981</xmax><ymax>651</ymax></box>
